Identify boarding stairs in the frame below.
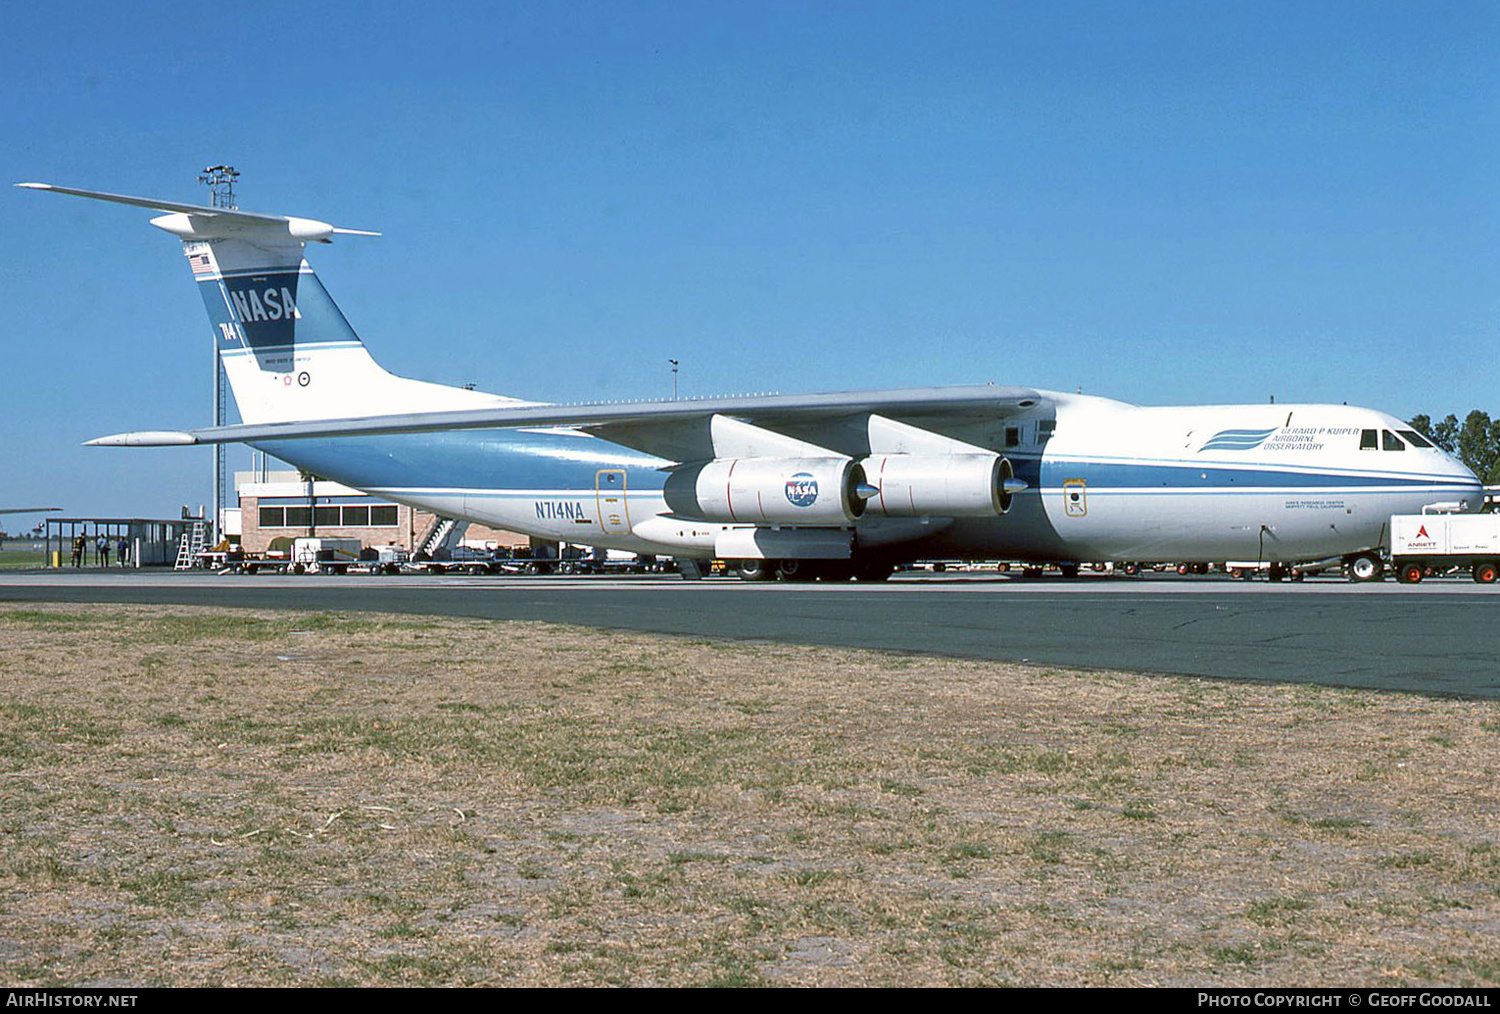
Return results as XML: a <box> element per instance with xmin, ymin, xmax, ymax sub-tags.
<box><xmin>416</xmin><ymin>516</ymin><xmax>469</xmax><ymax>560</ymax></box>
<box><xmin>174</xmin><ymin>522</ymin><xmax>208</xmax><ymax>570</ymax></box>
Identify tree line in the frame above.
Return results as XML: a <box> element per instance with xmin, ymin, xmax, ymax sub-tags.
<box><xmin>1409</xmin><ymin>411</ymin><xmax>1500</xmax><ymax>484</ymax></box>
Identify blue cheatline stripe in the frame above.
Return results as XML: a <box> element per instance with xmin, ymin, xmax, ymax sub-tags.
<box><xmin>1034</xmin><ymin>485</ymin><xmax>1478</xmax><ymax>498</ymax></box>
<box><xmin>1047</xmin><ymin>449</ymin><xmax>1464</xmax><ymax>481</ymax></box>
<box><xmin>1041</xmin><ymin>459</ymin><xmax>1467</xmax><ymax>489</ymax></box>
<box><xmin>221</xmin><ymin>341</ymin><xmax>362</xmax><ymax>357</ymax></box>
<box><xmin>361</xmin><ymin>486</ymin><xmax>662</xmax><ymax>496</ymax></box>
<box><xmin>197</xmin><ymin>266</ymin><xmax>312</xmax><ymax>281</ymax></box>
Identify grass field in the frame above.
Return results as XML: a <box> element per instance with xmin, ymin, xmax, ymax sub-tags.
<box><xmin>0</xmin><ymin>545</ymin><xmax>49</xmax><ymax>570</ymax></box>
<box><xmin>1</xmin><ymin>603</ymin><xmax>1497</xmax><ymax>986</ymax></box>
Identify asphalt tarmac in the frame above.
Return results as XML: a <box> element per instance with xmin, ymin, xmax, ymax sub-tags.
<box><xmin>3</xmin><ymin>569</ymin><xmax>1496</xmax><ymax>697</ymax></box>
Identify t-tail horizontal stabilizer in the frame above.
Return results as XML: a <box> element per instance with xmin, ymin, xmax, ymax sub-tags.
<box><xmin>14</xmin><ymin>182</ymin><xmax>379</xmax><ymax>242</ymax></box>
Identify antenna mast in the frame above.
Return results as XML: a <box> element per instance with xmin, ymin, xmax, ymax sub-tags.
<box><xmin>198</xmin><ymin>164</ymin><xmax>239</xmax><ymax>209</ymax></box>
<box><xmin>199</xmin><ymin>164</ymin><xmax>239</xmax><ymax>547</ymax></box>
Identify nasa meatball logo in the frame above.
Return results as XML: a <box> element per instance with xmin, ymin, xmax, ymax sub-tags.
<box><xmin>785</xmin><ymin>472</ymin><xmax>819</xmax><ymax>507</ymax></box>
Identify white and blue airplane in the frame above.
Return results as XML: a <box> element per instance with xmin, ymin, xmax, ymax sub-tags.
<box><xmin>19</xmin><ymin>182</ymin><xmax>1483</xmax><ymax>581</ymax></box>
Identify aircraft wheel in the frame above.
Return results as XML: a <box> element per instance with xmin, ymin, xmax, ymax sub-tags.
<box><xmin>1347</xmin><ymin>553</ymin><xmax>1383</xmax><ymax>583</ymax></box>
<box><xmin>852</xmin><ymin>559</ymin><xmax>894</xmax><ymax>582</ymax></box>
<box><xmin>737</xmin><ymin>559</ymin><xmax>775</xmax><ymax>582</ymax></box>
<box><xmin>1472</xmin><ymin>561</ymin><xmax>1498</xmax><ymax>584</ymax></box>
<box><xmin>777</xmin><ymin>559</ymin><xmax>816</xmax><ymax>582</ymax></box>
<box><xmin>1396</xmin><ymin>562</ymin><xmax>1424</xmax><ymax>584</ymax></box>
<box><xmin>1122</xmin><ymin>562</ymin><xmax>1141</xmax><ymax>577</ymax></box>
<box><xmin>1268</xmin><ymin>563</ymin><xmax>1287</xmax><ymax>582</ymax></box>
<box><xmin>1058</xmin><ymin>563</ymin><xmax>1080</xmax><ymax>579</ymax></box>
<box><xmin>1175</xmin><ymin>563</ymin><xmax>1191</xmax><ymax>576</ymax></box>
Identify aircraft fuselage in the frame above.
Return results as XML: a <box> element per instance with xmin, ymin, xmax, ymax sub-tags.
<box><xmin>255</xmin><ymin>392</ymin><xmax>1481</xmax><ymax>566</ymax></box>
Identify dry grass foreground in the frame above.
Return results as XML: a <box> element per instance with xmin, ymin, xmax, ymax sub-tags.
<box><xmin>0</xmin><ymin>603</ymin><xmax>1497</xmax><ymax>987</ymax></box>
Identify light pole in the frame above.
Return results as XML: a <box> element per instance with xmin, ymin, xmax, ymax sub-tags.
<box><xmin>669</xmin><ymin>359</ymin><xmax>679</xmax><ymax>400</ymax></box>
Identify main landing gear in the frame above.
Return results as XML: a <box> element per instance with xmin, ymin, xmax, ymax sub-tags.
<box><xmin>1345</xmin><ymin>552</ymin><xmax>1384</xmax><ymax>583</ymax></box>
<box><xmin>734</xmin><ymin>557</ymin><xmax>895</xmax><ymax>582</ymax></box>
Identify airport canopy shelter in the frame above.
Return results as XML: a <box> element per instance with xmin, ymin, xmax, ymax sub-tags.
<box><xmin>45</xmin><ymin>517</ymin><xmax>203</xmax><ymax>568</ymax></box>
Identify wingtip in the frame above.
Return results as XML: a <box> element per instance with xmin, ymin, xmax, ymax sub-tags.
<box><xmin>85</xmin><ymin>431</ymin><xmax>200</xmax><ymax>447</ymax></box>
<box><xmin>15</xmin><ymin>182</ymin><xmax>51</xmax><ymax>190</ymax></box>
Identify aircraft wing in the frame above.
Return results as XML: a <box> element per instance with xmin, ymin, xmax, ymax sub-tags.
<box><xmin>87</xmin><ymin>384</ymin><xmax>1048</xmax><ymax>460</ymax></box>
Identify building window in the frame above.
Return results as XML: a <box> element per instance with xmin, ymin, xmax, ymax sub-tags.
<box><xmin>256</xmin><ymin>502</ymin><xmax>400</xmax><ymax>527</ymax></box>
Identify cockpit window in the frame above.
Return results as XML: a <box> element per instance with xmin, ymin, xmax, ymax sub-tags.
<box><xmin>1382</xmin><ymin>430</ymin><xmax>1406</xmax><ymax>451</ymax></box>
<box><xmin>1359</xmin><ymin>429</ymin><xmax>1378</xmax><ymax>450</ymax></box>
<box><xmin>1398</xmin><ymin>429</ymin><xmax>1434</xmax><ymax>449</ymax></box>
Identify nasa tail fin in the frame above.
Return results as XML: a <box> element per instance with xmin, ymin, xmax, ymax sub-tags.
<box><xmin>16</xmin><ymin>182</ymin><xmax>518</xmax><ymax>424</ymax></box>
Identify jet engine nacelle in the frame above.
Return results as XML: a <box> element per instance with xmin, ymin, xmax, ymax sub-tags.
<box><xmin>861</xmin><ymin>454</ymin><xmax>1018</xmax><ymax>517</ymax></box>
<box><xmin>664</xmin><ymin>456</ymin><xmax>868</xmax><ymax>524</ymax></box>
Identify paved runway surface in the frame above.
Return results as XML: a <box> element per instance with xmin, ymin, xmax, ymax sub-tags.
<box><xmin>4</xmin><ymin>570</ymin><xmax>1496</xmax><ymax>697</ymax></box>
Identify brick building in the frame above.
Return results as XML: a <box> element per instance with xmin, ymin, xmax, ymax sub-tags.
<box><xmin>234</xmin><ymin>471</ymin><xmax>529</xmax><ymax>556</ymax></box>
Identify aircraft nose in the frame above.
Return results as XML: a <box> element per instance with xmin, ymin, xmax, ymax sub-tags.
<box><xmin>1452</xmin><ymin>468</ymin><xmax>1486</xmax><ymax>512</ymax></box>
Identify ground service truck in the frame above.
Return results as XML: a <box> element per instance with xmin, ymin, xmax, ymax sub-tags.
<box><xmin>1389</xmin><ymin>513</ymin><xmax>1500</xmax><ymax>584</ymax></box>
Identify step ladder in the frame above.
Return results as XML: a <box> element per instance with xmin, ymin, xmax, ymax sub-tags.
<box><xmin>416</xmin><ymin>516</ymin><xmax>469</xmax><ymax>559</ymax></box>
<box><xmin>174</xmin><ymin>522</ymin><xmax>208</xmax><ymax>570</ymax></box>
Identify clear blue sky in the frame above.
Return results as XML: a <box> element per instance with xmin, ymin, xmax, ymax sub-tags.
<box><xmin>3</xmin><ymin>0</ymin><xmax>1498</xmax><ymax>524</ymax></box>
